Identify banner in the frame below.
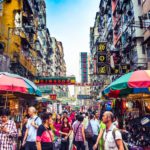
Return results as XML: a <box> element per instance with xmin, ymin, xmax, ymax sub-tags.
<box><xmin>34</xmin><ymin>77</ymin><xmax>76</xmax><ymax>85</ymax></box>
<box><xmin>75</xmin><ymin>83</ymin><xmax>102</xmax><ymax>86</ymax></box>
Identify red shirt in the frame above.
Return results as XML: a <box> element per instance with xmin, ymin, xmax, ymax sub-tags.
<box><xmin>61</xmin><ymin>124</ymin><xmax>71</xmax><ymax>137</ymax></box>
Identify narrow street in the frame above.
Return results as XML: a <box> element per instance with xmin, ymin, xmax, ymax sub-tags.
<box><xmin>0</xmin><ymin>0</ymin><xmax>150</xmax><ymax>150</ymax></box>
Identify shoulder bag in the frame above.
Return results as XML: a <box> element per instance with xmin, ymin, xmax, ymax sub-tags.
<box><xmin>73</xmin><ymin>122</ymin><xmax>81</xmax><ymax>145</ymax></box>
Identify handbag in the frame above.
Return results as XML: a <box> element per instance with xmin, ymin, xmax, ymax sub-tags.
<box><xmin>85</xmin><ymin>121</ymin><xmax>94</xmax><ymax>139</ymax></box>
<box><xmin>43</xmin><ymin>125</ymin><xmax>54</xmax><ymax>148</ymax></box>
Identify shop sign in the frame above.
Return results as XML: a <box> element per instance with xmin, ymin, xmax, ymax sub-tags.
<box><xmin>77</xmin><ymin>95</ymin><xmax>93</xmax><ymax>99</ymax></box>
<box><xmin>97</xmin><ymin>64</ymin><xmax>109</xmax><ymax>75</ymax></box>
<box><xmin>97</xmin><ymin>53</ymin><xmax>107</xmax><ymax>63</ymax></box>
<box><xmin>110</xmin><ymin>65</ymin><xmax>120</xmax><ymax>74</ymax></box>
<box><xmin>50</xmin><ymin>94</ymin><xmax>57</xmax><ymax>100</ymax></box>
<box><xmin>38</xmin><ymin>85</ymin><xmax>52</xmax><ymax>94</ymax></box>
<box><xmin>34</xmin><ymin>77</ymin><xmax>76</xmax><ymax>85</ymax></box>
<box><xmin>97</xmin><ymin>42</ymin><xmax>107</xmax><ymax>52</ymax></box>
<box><xmin>75</xmin><ymin>83</ymin><xmax>102</xmax><ymax>86</ymax></box>
<box><xmin>121</xmin><ymin>64</ymin><xmax>130</xmax><ymax>74</ymax></box>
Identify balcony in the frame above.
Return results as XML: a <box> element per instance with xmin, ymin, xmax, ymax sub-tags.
<box><xmin>19</xmin><ymin>53</ymin><xmax>37</xmax><ymax>76</ymax></box>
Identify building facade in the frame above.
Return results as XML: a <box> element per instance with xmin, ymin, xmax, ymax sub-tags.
<box><xmin>80</xmin><ymin>52</ymin><xmax>88</xmax><ymax>83</ymax></box>
<box><xmin>141</xmin><ymin>0</ymin><xmax>150</xmax><ymax>68</ymax></box>
<box><xmin>0</xmin><ymin>0</ymin><xmax>67</xmax><ymax>82</ymax></box>
<box><xmin>90</xmin><ymin>0</ymin><xmax>149</xmax><ymax>99</ymax></box>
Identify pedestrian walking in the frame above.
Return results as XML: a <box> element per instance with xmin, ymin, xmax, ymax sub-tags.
<box><xmin>20</xmin><ymin>115</ymin><xmax>30</xmax><ymax>150</ymax></box>
<box><xmin>87</xmin><ymin>114</ymin><xmax>100</xmax><ymax>150</ymax></box>
<box><xmin>102</xmin><ymin>111</ymin><xmax>124</xmax><ymax>150</ymax></box>
<box><xmin>94</xmin><ymin>111</ymin><xmax>99</xmax><ymax>121</ymax></box>
<box><xmin>83</xmin><ymin>112</ymin><xmax>89</xmax><ymax>129</ymax></box>
<box><xmin>0</xmin><ymin>109</ymin><xmax>18</xmax><ymax>150</ymax></box>
<box><xmin>23</xmin><ymin>107</ymin><xmax>42</xmax><ymax>150</ymax></box>
<box><xmin>62</xmin><ymin>110</ymin><xmax>72</xmax><ymax>124</ymax></box>
<box><xmin>36</xmin><ymin>113</ymin><xmax>54</xmax><ymax>150</ymax></box>
<box><xmin>73</xmin><ymin>115</ymin><xmax>86</xmax><ymax>150</ymax></box>
<box><xmin>54</xmin><ymin>114</ymin><xmax>62</xmax><ymax>138</ymax></box>
<box><xmin>93</xmin><ymin>121</ymin><xmax>106</xmax><ymax>150</ymax></box>
<box><xmin>60</xmin><ymin>116</ymin><xmax>72</xmax><ymax>150</ymax></box>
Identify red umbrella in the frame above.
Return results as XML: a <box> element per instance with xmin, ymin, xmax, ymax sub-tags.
<box><xmin>0</xmin><ymin>74</ymin><xmax>27</xmax><ymax>93</ymax></box>
<box><xmin>0</xmin><ymin>72</ymin><xmax>41</xmax><ymax>96</ymax></box>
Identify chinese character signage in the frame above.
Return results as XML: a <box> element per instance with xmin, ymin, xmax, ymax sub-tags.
<box><xmin>121</xmin><ymin>64</ymin><xmax>130</xmax><ymax>74</ymax></box>
<box><xmin>77</xmin><ymin>95</ymin><xmax>93</xmax><ymax>99</ymax></box>
<box><xmin>110</xmin><ymin>65</ymin><xmax>120</xmax><ymax>74</ymax></box>
<box><xmin>50</xmin><ymin>94</ymin><xmax>57</xmax><ymax>100</ymax></box>
<box><xmin>34</xmin><ymin>77</ymin><xmax>76</xmax><ymax>85</ymax></box>
<box><xmin>97</xmin><ymin>42</ymin><xmax>107</xmax><ymax>52</ymax></box>
<box><xmin>97</xmin><ymin>64</ymin><xmax>109</xmax><ymax>75</ymax></box>
<box><xmin>97</xmin><ymin>53</ymin><xmax>107</xmax><ymax>63</ymax></box>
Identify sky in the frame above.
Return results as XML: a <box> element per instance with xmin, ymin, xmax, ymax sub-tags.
<box><xmin>45</xmin><ymin>0</ymin><xmax>99</xmax><ymax>82</ymax></box>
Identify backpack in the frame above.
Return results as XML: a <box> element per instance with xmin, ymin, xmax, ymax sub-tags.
<box><xmin>85</xmin><ymin>121</ymin><xmax>94</xmax><ymax>139</ymax></box>
<box><xmin>112</xmin><ymin>128</ymin><xmax>129</xmax><ymax>150</ymax></box>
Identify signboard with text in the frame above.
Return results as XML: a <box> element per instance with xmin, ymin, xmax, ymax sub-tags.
<box><xmin>97</xmin><ymin>42</ymin><xmax>107</xmax><ymax>52</ymax></box>
<box><xmin>110</xmin><ymin>65</ymin><xmax>120</xmax><ymax>74</ymax></box>
<box><xmin>50</xmin><ymin>94</ymin><xmax>57</xmax><ymax>100</ymax></box>
<box><xmin>97</xmin><ymin>64</ymin><xmax>109</xmax><ymax>75</ymax></box>
<box><xmin>34</xmin><ymin>77</ymin><xmax>76</xmax><ymax>85</ymax></box>
<box><xmin>77</xmin><ymin>95</ymin><xmax>93</xmax><ymax>99</ymax></box>
<box><xmin>97</xmin><ymin>53</ymin><xmax>107</xmax><ymax>63</ymax></box>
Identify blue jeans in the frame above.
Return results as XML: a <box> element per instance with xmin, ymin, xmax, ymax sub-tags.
<box><xmin>25</xmin><ymin>142</ymin><xmax>37</xmax><ymax>150</ymax></box>
<box><xmin>87</xmin><ymin>135</ymin><xmax>98</xmax><ymax>150</ymax></box>
<box><xmin>75</xmin><ymin>141</ymin><xmax>85</xmax><ymax>150</ymax></box>
<box><xmin>61</xmin><ymin>138</ymin><xmax>69</xmax><ymax>150</ymax></box>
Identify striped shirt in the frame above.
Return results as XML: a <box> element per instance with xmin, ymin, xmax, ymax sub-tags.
<box><xmin>73</xmin><ymin>121</ymin><xmax>84</xmax><ymax>142</ymax></box>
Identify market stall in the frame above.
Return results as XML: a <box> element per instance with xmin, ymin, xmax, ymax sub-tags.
<box><xmin>102</xmin><ymin>70</ymin><xmax>150</xmax><ymax>149</ymax></box>
<box><xmin>0</xmin><ymin>72</ymin><xmax>41</xmax><ymax>119</ymax></box>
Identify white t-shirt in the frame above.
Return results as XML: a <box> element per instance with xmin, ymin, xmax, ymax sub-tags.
<box><xmin>103</xmin><ymin>124</ymin><xmax>122</xmax><ymax>150</ymax></box>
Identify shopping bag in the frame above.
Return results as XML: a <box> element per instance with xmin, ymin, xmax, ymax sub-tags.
<box><xmin>72</xmin><ymin>144</ymin><xmax>77</xmax><ymax>150</ymax></box>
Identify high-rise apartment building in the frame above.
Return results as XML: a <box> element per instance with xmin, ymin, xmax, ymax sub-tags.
<box><xmin>80</xmin><ymin>52</ymin><xmax>88</xmax><ymax>83</ymax></box>
<box><xmin>90</xmin><ymin>0</ymin><xmax>149</xmax><ymax>99</ymax></box>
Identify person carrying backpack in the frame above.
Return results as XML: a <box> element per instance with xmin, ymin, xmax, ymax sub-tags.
<box><xmin>102</xmin><ymin>111</ymin><xmax>124</xmax><ymax>150</ymax></box>
<box><xmin>22</xmin><ymin>107</ymin><xmax>42</xmax><ymax>150</ymax></box>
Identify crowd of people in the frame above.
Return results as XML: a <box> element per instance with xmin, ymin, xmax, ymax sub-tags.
<box><xmin>0</xmin><ymin>107</ymin><xmax>125</xmax><ymax>150</ymax></box>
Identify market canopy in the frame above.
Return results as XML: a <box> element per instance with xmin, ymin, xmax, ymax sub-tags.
<box><xmin>103</xmin><ymin>70</ymin><xmax>150</xmax><ymax>98</ymax></box>
<box><xmin>0</xmin><ymin>72</ymin><xmax>41</xmax><ymax>96</ymax></box>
